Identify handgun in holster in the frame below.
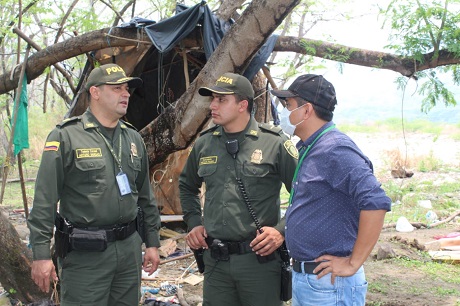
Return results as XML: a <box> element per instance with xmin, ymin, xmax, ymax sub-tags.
<box><xmin>136</xmin><ymin>206</ymin><xmax>146</xmax><ymax>243</ymax></box>
<box><xmin>193</xmin><ymin>248</ymin><xmax>205</xmax><ymax>273</ymax></box>
<box><xmin>54</xmin><ymin>212</ymin><xmax>73</xmax><ymax>258</ymax></box>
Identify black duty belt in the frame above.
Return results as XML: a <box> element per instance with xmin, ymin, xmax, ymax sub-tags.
<box><xmin>205</xmin><ymin>237</ymin><xmax>253</xmax><ymax>255</ymax></box>
<box><xmin>79</xmin><ymin>220</ymin><xmax>137</xmax><ymax>242</ymax></box>
<box><xmin>292</xmin><ymin>259</ymin><xmax>321</xmax><ymax>274</ymax></box>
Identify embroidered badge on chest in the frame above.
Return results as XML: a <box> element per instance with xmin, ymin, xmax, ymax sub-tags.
<box><xmin>251</xmin><ymin>149</ymin><xmax>263</xmax><ymax>164</ymax></box>
<box><xmin>130</xmin><ymin>143</ymin><xmax>138</xmax><ymax>157</ymax></box>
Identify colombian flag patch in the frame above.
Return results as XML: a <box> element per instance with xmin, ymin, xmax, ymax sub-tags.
<box><xmin>44</xmin><ymin>141</ymin><xmax>60</xmax><ymax>152</ymax></box>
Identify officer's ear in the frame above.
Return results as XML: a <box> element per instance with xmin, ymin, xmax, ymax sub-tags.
<box><xmin>238</xmin><ymin>99</ymin><xmax>249</xmax><ymax>113</ymax></box>
<box><xmin>89</xmin><ymin>85</ymin><xmax>101</xmax><ymax>100</ymax></box>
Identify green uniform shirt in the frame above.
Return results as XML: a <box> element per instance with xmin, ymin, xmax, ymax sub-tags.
<box><xmin>28</xmin><ymin>110</ymin><xmax>161</xmax><ymax>260</ymax></box>
<box><xmin>179</xmin><ymin>117</ymin><xmax>298</xmax><ymax>241</ymax></box>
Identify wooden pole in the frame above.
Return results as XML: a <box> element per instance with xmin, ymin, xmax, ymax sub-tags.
<box><xmin>0</xmin><ymin>45</ymin><xmax>30</xmax><ymax>205</ymax></box>
<box><xmin>159</xmin><ymin>252</ymin><xmax>194</xmax><ymax>265</ymax></box>
<box><xmin>262</xmin><ymin>66</ymin><xmax>285</xmax><ymax>108</ymax></box>
<box><xmin>18</xmin><ymin>154</ymin><xmax>29</xmax><ymax>219</ymax></box>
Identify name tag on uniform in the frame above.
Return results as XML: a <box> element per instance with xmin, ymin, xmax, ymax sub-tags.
<box><xmin>116</xmin><ymin>171</ymin><xmax>131</xmax><ymax>196</ymax></box>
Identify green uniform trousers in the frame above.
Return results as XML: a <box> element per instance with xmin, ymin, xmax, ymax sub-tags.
<box><xmin>57</xmin><ymin>232</ymin><xmax>143</xmax><ymax>306</ymax></box>
<box><xmin>203</xmin><ymin>249</ymin><xmax>283</xmax><ymax>306</ymax></box>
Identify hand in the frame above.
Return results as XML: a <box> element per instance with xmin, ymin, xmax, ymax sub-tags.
<box><xmin>250</xmin><ymin>226</ymin><xmax>283</xmax><ymax>257</ymax></box>
<box><xmin>143</xmin><ymin>247</ymin><xmax>160</xmax><ymax>276</ymax></box>
<box><xmin>314</xmin><ymin>255</ymin><xmax>360</xmax><ymax>284</ymax></box>
<box><xmin>31</xmin><ymin>259</ymin><xmax>58</xmax><ymax>293</ymax></box>
<box><xmin>185</xmin><ymin>225</ymin><xmax>208</xmax><ymax>249</ymax></box>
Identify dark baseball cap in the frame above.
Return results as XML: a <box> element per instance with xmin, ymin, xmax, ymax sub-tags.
<box><xmin>85</xmin><ymin>63</ymin><xmax>143</xmax><ymax>90</ymax></box>
<box><xmin>271</xmin><ymin>74</ymin><xmax>337</xmax><ymax>111</ymax></box>
<box><xmin>199</xmin><ymin>72</ymin><xmax>254</xmax><ymax>99</ymax></box>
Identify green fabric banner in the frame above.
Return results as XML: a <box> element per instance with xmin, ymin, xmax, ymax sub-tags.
<box><xmin>13</xmin><ymin>74</ymin><xmax>29</xmax><ymax>156</ymax></box>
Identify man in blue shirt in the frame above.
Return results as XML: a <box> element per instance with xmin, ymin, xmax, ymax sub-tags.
<box><xmin>271</xmin><ymin>74</ymin><xmax>391</xmax><ymax>306</ymax></box>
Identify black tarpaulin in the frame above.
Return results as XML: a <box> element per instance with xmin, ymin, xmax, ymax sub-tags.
<box><xmin>143</xmin><ymin>2</ymin><xmax>277</xmax><ymax>81</ymax></box>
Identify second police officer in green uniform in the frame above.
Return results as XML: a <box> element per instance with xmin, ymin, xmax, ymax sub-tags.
<box><xmin>28</xmin><ymin>64</ymin><xmax>161</xmax><ymax>306</ymax></box>
<box><xmin>179</xmin><ymin>72</ymin><xmax>298</xmax><ymax>306</ymax></box>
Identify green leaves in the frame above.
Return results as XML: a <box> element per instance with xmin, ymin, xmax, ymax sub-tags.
<box><xmin>383</xmin><ymin>0</ymin><xmax>460</xmax><ymax>109</ymax></box>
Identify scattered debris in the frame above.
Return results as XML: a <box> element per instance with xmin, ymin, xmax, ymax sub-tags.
<box><xmin>425</xmin><ymin>232</ymin><xmax>460</xmax><ymax>261</ymax></box>
<box><xmin>390</xmin><ymin>167</ymin><xmax>414</xmax><ymax>178</ymax></box>
<box><xmin>159</xmin><ymin>239</ymin><xmax>178</xmax><ymax>258</ymax></box>
<box><xmin>389</xmin><ymin>235</ymin><xmax>426</xmax><ymax>251</ymax></box>
<box><xmin>417</xmin><ymin>200</ymin><xmax>432</xmax><ymax>209</ymax></box>
<box><xmin>395</xmin><ymin>216</ymin><xmax>414</xmax><ymax>232</ymax></box>
<box><xmin>376</xmin><ymin>244</ymin><xmax>396</xmax><ymax>260</ymax></box>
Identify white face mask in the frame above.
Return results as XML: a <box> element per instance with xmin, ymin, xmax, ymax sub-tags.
<box><xmin>278</xmin><ymin>105</ymin><xmax>305</xmax><ymax>136</ymax></box>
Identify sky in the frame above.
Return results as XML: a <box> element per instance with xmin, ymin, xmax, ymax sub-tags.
<box><xmin>273</xmin><ymin>0</ymin><xmax>460</xmax><ymax>125</ymax></box>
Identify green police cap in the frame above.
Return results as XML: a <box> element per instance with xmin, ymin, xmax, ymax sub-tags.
<box><xmin>85</xmin><ymin>63</ymin><xmax>143</xmax><ymax>90</ymax></box>
<box><xmin>199</xmin><ymin>72</ymin><xmax>254</xmax><ymax>99</ymax></box>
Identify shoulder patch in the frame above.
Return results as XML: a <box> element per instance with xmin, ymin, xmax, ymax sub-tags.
<box><xmin>120</xmin><ymin>120</ymin><xmax>138</xmax><ymax>131</ymax></box>
<box><xmin>284</xmin><ymin>140</ymin><xmax>299</xmax><ymax>159</ymax></box>
<box><xmin>258</xmin><ymin>123</ymin><xmax>283</xmax><ymax>136</ymax></box>
<box><xmin>199</xmin><ymin>125</ymin><xmax>220</xmax><ymax>136</ymax></box>
<box><xmin>56</xmin><ymin>116</ymin><xmax>81</xmax><ymax>128</ymax></box>
<box><xmin>44</xmin><ymin>141</ymin><xmax>60</xmax><ymax>152</ymax></box>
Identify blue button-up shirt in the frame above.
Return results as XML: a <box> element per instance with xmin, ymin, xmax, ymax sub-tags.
<box><xmin>285</xmin><ymin>122</ymin><xmax>391</xmax><ymax>261</ymax></box>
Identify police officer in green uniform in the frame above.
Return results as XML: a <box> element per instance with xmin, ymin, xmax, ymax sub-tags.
<box><xmin>179</xmin><ymin>73</ymin><xmax>298</xmax><ymax>306</ymax></box>
<box><xmin>27</xmin><ymin>64</ymin><xmax>161</xmax><ymax>306</ymax></box>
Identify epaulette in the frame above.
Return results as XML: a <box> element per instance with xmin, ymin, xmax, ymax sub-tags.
<box><xmin>199</xmin><ymin>125</ymin><xmax>220</xmax><ymax>136</ymax></box>
<box><xmin>120</xmin><ymin>120</ymin><xmax>138</xmax><ymax>131</ymax></box>
<box><xmin>258</xmin><ymin>123</ymin><xmax>283</xmax><ymax>136</ymax></box>
<box><xmin>56</xmin><ymin>116</ymin><xmax>81</xmax><ymax>128</ymax></box>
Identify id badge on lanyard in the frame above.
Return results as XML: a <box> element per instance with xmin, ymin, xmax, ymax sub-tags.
<box><xmin>116</xmin><ymin>171</ymin><xmax>131</xmax><ymax>196</ymax></box>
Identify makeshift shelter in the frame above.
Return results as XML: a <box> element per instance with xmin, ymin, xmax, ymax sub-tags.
<box><xmin>68</xmin><ymin>2</ymin><xmax>277</xmax><ymax>125</ymax></box>
<box><xmin>67</xmin><ymin>2</ymin><xmax>279</xmax><ymax>215</ymax></box>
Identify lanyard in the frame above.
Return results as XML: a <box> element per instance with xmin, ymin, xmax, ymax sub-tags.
<box><xmin>288</xmin><ymin>124</ymin><xmax>336</xmax><ymax>205</ymax></box>
<box><xmin>96</xmin><ymin>129</ymin><xmax>123</xmax><ymax>171</ymax></box>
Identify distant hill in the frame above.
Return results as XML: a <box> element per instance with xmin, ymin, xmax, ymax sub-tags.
<box><xmin>321</xmin><ymin>65</ymin><xmax>460</xmax><ymax>125</ymax></box>
<box><xmin>334</xmin><ymin>102</ymin><xmax>460</xmax><ymax>125</ymax></box>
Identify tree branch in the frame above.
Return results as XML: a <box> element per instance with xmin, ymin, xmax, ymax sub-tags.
<box><xmin>2</xmin><ymin>23</ymin><xmax>460</xmax><ymax>96</ymax></box>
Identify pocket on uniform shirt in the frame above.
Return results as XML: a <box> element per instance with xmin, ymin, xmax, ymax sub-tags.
<box><xmin>241</xmin><ymin>162</ymin><xmax>276</xmax><ymax>200</ymax></box>
<box><xmin>198</xmin><ymin>164</ymin><xmax>218</xmax><ymax>199</ymax></box>
<box><xmin>74</xmin><ymin>158</ymin><xmax>107</xmax><ymax>193</ymax></box>
<box><xmin>127</xmin><ymin>156</ymin><xmax>142</xmax><ymax>192</ymax></box>
<box><xmin>242</xmin><ymin>162</ymin><xmax>270</xmax><ymax>177</ymax></box>
<box><xmin>197</xmin><ymin>163</ymin><xmax>218</xmax><ymax>178</ymax></box>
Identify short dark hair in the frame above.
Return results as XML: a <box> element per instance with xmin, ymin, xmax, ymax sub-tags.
<box><xmin>235</xmin><ymin>94</ymin><xmax>253</xmax><ymax>114</ymax></box>
<box><xmin>311</xmin><ymin>104</ymin><xmax>334</xmax><ymax>121</ymax></box>
<box><xmin>294</xmin><ymin>97</ymin><xmax>333</xmax><ymax>121</ymax></box>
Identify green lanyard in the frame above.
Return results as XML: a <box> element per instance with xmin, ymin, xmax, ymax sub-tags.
<box><xmin>288</xmin><ymin>124</ymin><xmax>336</xmax><ymax>205</ymax></box>
<box><xmin>97</xmin><ymin>129</ymin><xmax>123</xmax><ymax>171</ymax></box>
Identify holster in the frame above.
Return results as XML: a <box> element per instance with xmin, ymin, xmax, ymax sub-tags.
<box><xmin>54</xmin><ymin>213</ymin><xmax>72</xmax><ymax>258</ymax></box>
<box><xmin>279</xmin><ymin>242</ymin><xmax>292</xmax><ymax>301</ymax></box>
<box><xmin>136</xmin><ymin>206</ymin><xmax>146</xmax><ymax>243</ymax></box>
<box><xmin>193</xmin><ymin>248</ymin><xmax>205</xmax><ymax>273</ymax></box>
<box><xmin>210</xmin><ymin>239</ymin><xmax>230</xmax><ymax>261</ymax></box>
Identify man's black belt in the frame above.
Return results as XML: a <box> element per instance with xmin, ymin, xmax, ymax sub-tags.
<box><xmin>292</xmin><ymin>259</ymin><xmax>321</xmax><ymax>274</ymax></box>
<box><xmin>205</xmin><ymin>237</ymin><xmax>253</xmax><ymax>255</ymax></box>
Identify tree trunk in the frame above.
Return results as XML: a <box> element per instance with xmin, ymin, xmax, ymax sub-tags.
<box><xmin>0</xmin><ymin>208</ymin><xmax>49</xmax><ymax>303</ymax></box>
